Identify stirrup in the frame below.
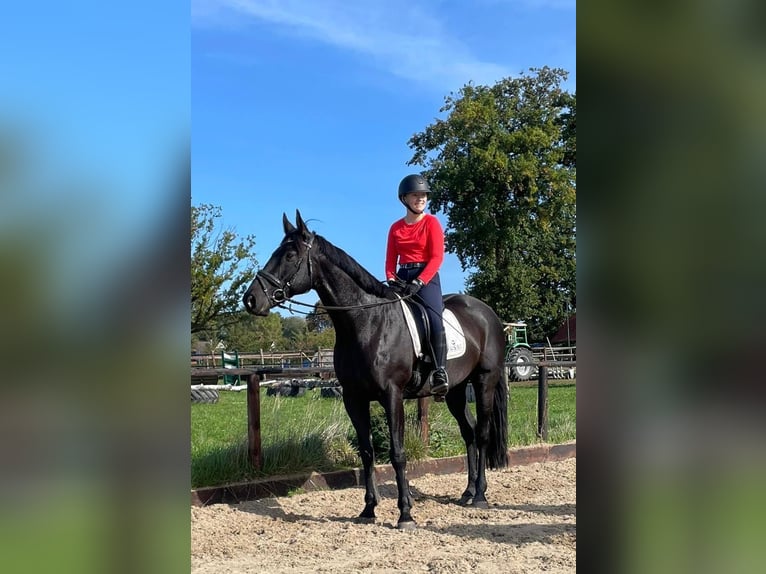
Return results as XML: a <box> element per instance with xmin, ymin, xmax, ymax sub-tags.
<box><xmin>431</xmin><ymin>369</ymin><xmax>449</xmax><ymax>395</ymax></box>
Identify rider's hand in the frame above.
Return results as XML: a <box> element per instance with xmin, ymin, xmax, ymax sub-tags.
<box><xmin>402</xmin><ymin>279</ymin><xmax>424</xmax><ymax>297</ymax></box>
<box><xmin>387</xmin><ymin>278</ymin><xmax>406</xmax><ymax>292</ymax></box>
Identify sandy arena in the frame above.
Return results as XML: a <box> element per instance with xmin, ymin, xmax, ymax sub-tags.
<box><xmin>192</xmin><ymin>456</ymin><xmax>575</xmax><ymax>573</ymax></box>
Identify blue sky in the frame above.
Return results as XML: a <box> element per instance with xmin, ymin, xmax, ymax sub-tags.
<box><xmin>192</xmin><ymin>0</ymin><xmax>575</xmax><ymax>315</ymax></box>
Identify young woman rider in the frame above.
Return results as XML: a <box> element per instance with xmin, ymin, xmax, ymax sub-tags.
<box><xmin>385</xmin><ymin>174</ymin><xmax>449</xmax><ymax>397</ymax></box>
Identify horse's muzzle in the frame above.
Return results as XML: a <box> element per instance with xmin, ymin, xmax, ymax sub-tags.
<box><xmin>243</xmin><ymin>291</ymin><xmax>268</xmax><ymax>316</ymax></box>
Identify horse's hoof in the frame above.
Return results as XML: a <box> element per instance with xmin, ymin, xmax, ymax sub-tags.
<box><xmin>356</xmin><ymin>516</ymin><xmax>376</xmax><ymax>524</ymax></box>
<box><xmin>472</xmin><ymin>500</ymin><xmax>489</xmax><ymax>509</ymax></box>
<box><xmin>397</xmin><ymin>520</ymin><xmax>417</xmax><ymax>531</ymax></box>
<box><xmin>459</xmin><ymin>495</ymin><xmax>474</xmax><ymax>506</ymax></box>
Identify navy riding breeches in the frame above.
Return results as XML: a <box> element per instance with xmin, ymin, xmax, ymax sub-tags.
<box><xmin>396</xmin><ymin>267</ymin><xmax>445</xmax><ymax>339</ymax></box>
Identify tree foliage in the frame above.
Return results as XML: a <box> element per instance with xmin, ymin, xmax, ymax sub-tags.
<box><xmin>305</xmin><ymin>301</ymin><xmax>334</xmax><ymax>333</ymax></box>
<box><xmin>221</xmin><ymin>311</ymin><xmax>284</xmax><ymax>352</ymax></box>
<box><xmin>189</xmin><ymin>204</ymin><xmax>336</xmax><ymax>353</ymax></box>
<box><xmin>191</xmin><ymin>204</ymin><xmax>257</xmax><ymax>334</ymax></box>
<box><xmin>281</xmin><ymin>316</ymin><xmax>307</xmax><ymax>347</ymax></box>
<box><xmin>408</xmin><ymin>67</ymin><xmax>576</xmax><ymax>340</ymax></box>
<box><xmin>283</xmin><ymin>313</ymin><xmax>336</xmax><ymax>350</ymax></box>
<box><xmin>209</xmin><ymin>311</ymin><xmax>335</xmax><ymax>353</ymax></box>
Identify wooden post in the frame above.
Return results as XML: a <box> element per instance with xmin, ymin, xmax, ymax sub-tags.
<box><xmin>537</xmin><ymin>364</ymin><xmax>549</xmax><ymax>441</ymax></box>
<box><xmin>417</xmin><ymin>397</ymin><xmax>430</xmax><ymax>445</ymax></box>
<box><xmin>247</xmin><ymin>373</ymin><xmax>262</xmax><ymax>470</ymax></box>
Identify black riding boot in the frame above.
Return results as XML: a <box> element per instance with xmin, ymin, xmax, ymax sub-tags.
<box><xmin>430</xmin><ymin>330</ymin><xmax>449</xmax><ymax>396</ymax></box>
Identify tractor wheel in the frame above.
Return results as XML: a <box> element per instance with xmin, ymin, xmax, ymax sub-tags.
<box><xmin>191</xmin><ymin>387</ymin><xmax>219</xmax><ymax>404</ymax></box>
<box><xmin>321</xmin><ymin>386</ymin><xmax>343</xmax><ymax>399</ymax></box>
<box><xmin>506</xmin><ymin>347</ymin><xmax>536</xmax><ymax>381</ymax></box>
<box><xmin>288</xmin><ymin>384</ymin><xmax>306</xmax><ymax>397</ymax></box>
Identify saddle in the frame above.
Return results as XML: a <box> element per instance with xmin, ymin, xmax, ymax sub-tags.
<box><xmin>399</xmin><ymin>298</ymin><xmax>466</xmax><ymax>396</ymax></box>
<box><xmin>403</xmin><ymin>299</ymin><xmax>433</xmax><ymax>361</ymax></box>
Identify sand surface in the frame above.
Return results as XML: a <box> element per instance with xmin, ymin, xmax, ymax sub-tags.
<box><xmin>192</xmin><ymin>457</ymin><xmax>575</xmax><ymax>573</ymax></box>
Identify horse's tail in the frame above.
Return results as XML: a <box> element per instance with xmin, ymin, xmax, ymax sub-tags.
<box><xmin>487</xmin><ymin>366</ymin><xmax>509</xmax><ymax>469</ymax></box>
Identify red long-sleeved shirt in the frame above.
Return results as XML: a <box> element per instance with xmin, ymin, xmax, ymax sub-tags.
<box><xmin>385</xmin><ymin>214</ymin><xmax>445</xmax><ymax>285</ymax></box>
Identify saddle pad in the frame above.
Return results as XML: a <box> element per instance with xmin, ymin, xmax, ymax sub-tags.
<box><xmin>400</xmin><ymin>301</ymin><xmax>466</xmax><ymax>360</ymax></box>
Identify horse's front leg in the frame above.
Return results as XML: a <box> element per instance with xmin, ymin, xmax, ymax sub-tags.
<box><xmin>343</xmin><ymin>395</ymin><xmax>380</xmax><ymax>521</ymax></box>
<box><xmin>382</xmin><ymin>391</ymin><xmax>415</xmax><ymax>529</ymax></box>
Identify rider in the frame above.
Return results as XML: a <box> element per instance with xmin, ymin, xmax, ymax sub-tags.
<box><xmin>385</xmin><ymin>174</ymin><xmax>449</xmax><ymax>397</ymax></box>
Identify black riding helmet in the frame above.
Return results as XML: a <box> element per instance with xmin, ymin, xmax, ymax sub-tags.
<box><xmin>397</xmin><ymin>174</ymin><xmax>431</xmax><ymax>199</ymax></box>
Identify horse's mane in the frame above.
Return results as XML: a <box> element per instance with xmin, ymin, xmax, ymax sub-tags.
<box><xmin>313</xmin><ymin>234</ymin><xmax>389</xmax><ymax>298</ymax></box>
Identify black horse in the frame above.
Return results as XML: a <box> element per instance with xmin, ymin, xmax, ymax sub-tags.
<box><xmin>243</xmin><ymin>211</ymin><xmax>508</xmax><ymax>529</ymax></box>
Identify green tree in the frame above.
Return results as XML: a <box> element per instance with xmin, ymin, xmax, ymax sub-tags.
<box><xmin>220</xmin><ymin>311</ymin><xmax>284</xmax><ymax>352</ymax></box>
<box><xmin>280</xmin><ymin>316</ymin><xmax>307</xmax><ymax>348</ymax></box>
<box><xmin>305</xmin><ymin>302</ymin><xmax>333</xmax><ymax>333</ymax></box>
<box><xmin>408</xmin><ymin>67</ymin><xmax>576</xmax><ymax>340</ymax></box>
<box><xmin>304</xmin><ymin>328</ymin><xmax>336</xmax><ymax>350</ymax></box>
<box><xmin>191</xmin><ymin>204</ymin><xmax>257</xmax><ymax>334</ymax></box>
<box><xmin>304</xmin><ymin>303</ymin><xmax>336</xmax><ymax>349</ymax></box>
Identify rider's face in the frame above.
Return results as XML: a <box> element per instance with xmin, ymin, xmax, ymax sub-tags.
<box><xmin>405</xmin><ymin>192</ymin><xmax>428</xmax><ymax>212</ymax></box>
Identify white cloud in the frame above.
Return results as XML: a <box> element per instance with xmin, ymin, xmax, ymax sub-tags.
<box><xmin>192</xmin><ymin>0</ymin><xmax>515</xmax><ymax>91</ymax></box>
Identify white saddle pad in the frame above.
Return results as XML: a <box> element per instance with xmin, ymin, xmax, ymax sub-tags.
<box><xmin>400</xmin><ymin>300</ymin><xmax>466</xmax><ymax>360</ymax></box>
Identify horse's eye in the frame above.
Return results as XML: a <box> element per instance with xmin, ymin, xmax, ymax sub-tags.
<box><xmin>285</xmin><ymin>250</ymin><xmax>297</xmax><ymax>262</ymax></box>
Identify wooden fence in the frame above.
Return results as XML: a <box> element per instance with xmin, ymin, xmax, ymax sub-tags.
<box><xmin>191</xmin><ymin>349</ymin><xmax>334</xmax><ymax>369</ymax></box>
<box><xmin>190</xmin><ymin>360</ymin><xmax>575</xmax><ymax>470</ymax></box>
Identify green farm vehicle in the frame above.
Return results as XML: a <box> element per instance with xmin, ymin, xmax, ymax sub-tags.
<box><xmin>503</xmin><ymin>322</ymin><xmax>537</xmax><ymax>381</ymax></box>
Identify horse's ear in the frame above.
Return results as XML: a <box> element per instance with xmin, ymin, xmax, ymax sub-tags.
<box><xmin>295</xmin><ymin>209</ymin><xmax>308</xmax><ymax>234</ymax></box>
<box><xmin>283</xmin><ymin>213</ymin><xmax>296</xmax><ymax>234</ymax></box>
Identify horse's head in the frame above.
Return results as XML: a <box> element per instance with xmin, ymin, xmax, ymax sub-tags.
<box><xmin>243</xmin><ymin>210</ymin><xmax>316</xmax><ymax>316</ymax></box>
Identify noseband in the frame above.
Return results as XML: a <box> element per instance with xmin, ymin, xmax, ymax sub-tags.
<box><xmin>255</xmin><ymin>235</ymin><xmax>315</xmax><ymax>305</ymax></box>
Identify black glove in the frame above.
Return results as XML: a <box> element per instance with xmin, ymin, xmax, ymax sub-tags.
<box><xmin>384</xmin><ymin>278</ymin><xmax>405</xmax><ymax>300</ymax></box>
<box><xmin>401</xmin><ymin>279</ymin><xmax>424</xmax><ymax>297</ymax></box>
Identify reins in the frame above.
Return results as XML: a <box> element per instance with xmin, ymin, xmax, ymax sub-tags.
<box><xmin>272</xmin><ymin>292</ymin><xmax>414</xmax><ymax>316</ymax></box>
<box><xmin>254</xmin><ymin>233</ymin><xmax>417</xmax><ymax>315</ymax></box>
<box><xmin>271</xmin><ymin>286</ymin><xmax>461</xmax><ymax>338</ymax></box>
<box><xmin>252</xmin><ymin>230</ymin><xmax>461</xmax><ymax>333</ymax></box>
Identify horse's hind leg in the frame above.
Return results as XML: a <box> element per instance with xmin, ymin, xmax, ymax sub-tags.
<box><xmin>445</xmin><ymin>383</ymin><xmax>479</xmax><ymax>505</ymax></box>
<box><xmin>466</xmin><ymin>370</ymin><xmax>500</xmax><ymax>509</ymax></box>
<box><xmin>343</xmin><ymin>395</ymin><xmax>380</xmax><ymax>521</ymax></box>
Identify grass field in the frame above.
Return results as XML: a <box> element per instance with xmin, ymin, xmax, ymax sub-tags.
<box><xmin>191</xmin><ymin>382</ymin><xmax>576</xmax><ymax>488</ymax></box>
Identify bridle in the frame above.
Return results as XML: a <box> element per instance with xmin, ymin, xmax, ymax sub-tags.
<box><xmin>255</xmin><ymin>234</ymin><xmax>315</xmax><ymax>306</ymax></box>
<box><xmin>253</xmin><ymin>233</ymin><xmax>415</xmax><ymax>314</ymax></box>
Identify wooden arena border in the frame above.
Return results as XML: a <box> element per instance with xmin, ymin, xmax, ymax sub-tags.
<box><xmin>192</xmin><ymin>361</ymin><xmax>575</xmax><ymax>471</ymax></box>
<box><xmin>191</xmin><ymin>441</ymin><xmax>576</xmax><ymax>507</ymax></box>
